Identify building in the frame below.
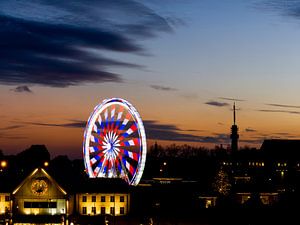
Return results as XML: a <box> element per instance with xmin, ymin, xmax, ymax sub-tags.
<box><xmin>0</xmin><ymin>168</ymin><xmax>130</xmax><ymax>224</ymax></box>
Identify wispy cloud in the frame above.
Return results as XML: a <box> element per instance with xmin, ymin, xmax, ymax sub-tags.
<box><xmin>144</xmin><ymin>120</ymin><xmax>228</xmax><ymax>144</ymax></box>
<box><xmin>0</xmin><ymin>133</ymin><xmax>28</xmax><ymax>140</ymax></box>
<box><xmin>239</xmin><ymin>139</ymin><xmax>262</xmax><ymax>145</ymax></box>
<box><xmin>0</xmin><ymin>1</ymin><xmax>177</xmax><ymax>87</ymax></box>
<box><xmin>219</xmin><ymin>97</ymin><xmax>245</xmax><ymax>102</ymax></box>
<box><xmin>150</xmin><ymin>85</ymin><xmax>177</xmax><ymax>91</ymax></box>
<box><xmin>266</xmin><ymin>103</ymin><xmax>300</xmax><ymax>109</ymax></box>
<box><xmin>24</xmin><ymin>121</ymin><xmax>86</xmax><ymax>128</ymax></box>
<box><xmin>24</xmin><ymin>119</ymin><xmax>227</xmax><ymax>144</ymax></box>
<box><xmin>258</xmin><ymin>1</ymin><xmax>300</xmax><ymax>21</ymax></box>
<box><xmin>258</xmin><ymin>109</ymin><xmax>300</xmax><ymax>115</ymax></box>
<box><xmin>205</xmin><ymin>101</ymin><xmax>229</xmax><ymax>107</ymax></box>
<box><xmin>0</xmin><ymin>125</ymin><xmax>27</xmax><ymax>140</ymax></box>
<box><xmin>273</xmin><ymin>132</ymin><xmax>291</xmax><ymax>136</ymax></box>
<box><xmin>11</xmin><ymin>85</ymin><xmax>33</xmax><ymax>93</ymax></box>
<box><xmin>245</xmin><ymin>127</ymin><xmax>257</xmax><ymax>132</ymax></box>
<box><xmin>0</xmin><ymin>125</ymin><xmax>24</xmax><ymax>130</ymax></box>
<box><xmin>179</xmin><ymin>93</ymin><xmax>198</xmax><ymax>100</ymax></box>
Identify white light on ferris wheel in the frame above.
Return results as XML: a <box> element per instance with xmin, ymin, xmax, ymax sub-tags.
<box><xmin>83</xmin><ymin>98</ymin><xmax>147</xmax><ymax>186</ymax></box>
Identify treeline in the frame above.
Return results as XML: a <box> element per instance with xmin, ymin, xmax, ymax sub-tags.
<box><xmin>0</xmin><ymin>143</ymin><xmax>259</xmax><ymax>188</ymax></box>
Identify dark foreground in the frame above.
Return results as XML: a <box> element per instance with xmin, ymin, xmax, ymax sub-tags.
<box><xmin>64</xmin><ymin>208</ymin><xmax>300</xmax><ymax>225</ymax></box>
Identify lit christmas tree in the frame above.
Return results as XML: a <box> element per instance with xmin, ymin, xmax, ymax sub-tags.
<box><xmin>213</xmin><ymin>167</ymin><xmax>232</xmax><ymax>196</ymax></box>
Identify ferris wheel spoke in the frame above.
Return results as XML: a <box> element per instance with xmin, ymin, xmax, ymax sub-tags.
<box><xmin>118</xmin><ymin>113</ymin><xmax>131</xmax><ymax>133</ymax></box>
<box><xmin>93</xmin><ymin>156</ymin><xmax>105</xmax><ymax>177</ymax></box>
<box><xmin>119</xmin><ymin>148</ymin><xmax>139</xmax><ymax>162</ymax></box>
<box><xmin>97</xmin><ymin>115</ymin><xmax>103</xmax><ymax>130</ymax></box>
<box><xmin>104</xmin><ymin>109</ymin><xmax>109</xmax><ymax>131</ymax></box>
<box><xmin>113</xmin><ymin>106</ymin><xmax>124</xmax><ymax>129</ymax></box>
<box><xmin>108</xmin><ymin>158</ymin><xmax>117</xmax><ymax>178</ymax></box>
<box><xmin>92</xmin><ymin>124</ymin><xmax>97</xmax><ymax>133</ymax></box>
<box><xmin>90</xmin><ymin>135</ymin><xmax>99</xmax><ymax>144</ymax></box>
<box><xmin>100</xmin><ymin>158</ymin><xmax>108</xmax><ymax>177</ymax></box>
<box><xmin>122</xmin><ymin>123</ymin><xmax>138</xmax><ymax>138</ymax></box>
<box><xmin>120</xmin><ymin>138</ymin><xmax>140</xmax><ymax>147</ymax></box>
<box><xmin>115</xmin><ymin>157</ymin><xmax>121</xmax><ymax>173</ymax></box>
<box><xmin>124</xmin><ymin>159</ymin><xmax>135</xmax><ymax>176</ymax></box>
<box><xmin>118</xmin><ymin>156</ymin><xmax>130</xmax><ymax>181</ymax></box>
<box><xmin>93</xmin><ymin>165</ymin><xmax>101</xmax><ymax>177</ymax></box>
<box><xmin>110</xmin><ymin>107</ymin><xmax>116</xmax><ymax>130</ymax></box>
<box><xmin>90</xmin><ymin>154</ymin><xmax>102</xmax><ymax>165</ymax></box>
<box><xmin>89</xmin><ymin>146</ymin><xmax>101</xmax><ymax>153</ymax></box>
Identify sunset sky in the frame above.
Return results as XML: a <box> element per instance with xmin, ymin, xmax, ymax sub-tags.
<box><xmin>1</xmin><ymin>1</ymin><xmax>300</xmax><ymax>158</ymax></box>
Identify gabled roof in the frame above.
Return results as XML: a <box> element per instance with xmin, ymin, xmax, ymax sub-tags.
<box><xmin>260</xmin><ymin>139</ymin><xmax>300</xmax><ymax>160</ymax></box>
<box><xmin>12</xmin><ymin>167</ymin><xmax>67</xmax><ymax>195</ymax></box>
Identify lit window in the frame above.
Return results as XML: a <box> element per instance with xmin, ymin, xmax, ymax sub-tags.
<box><xmin>92</xmin><ymin>196</ymin><xmax>96</xmax><ymax>202</ymax></box>
<box><xmin>120</xmin><ymin>196</ymin><xmax>125</xmax><ymax>202</ymax></box>
<box><xmin>120</xmin><ymin>207</ymin><xmax>125</xmax><ymax>215</ymax></box>
<box><xmin>110</xmin><ymin>207</ymin><xmax>115</xmax><ymax>215</ymax></box>
<box><xmin>101</xmin><ymin>207</ymin><xmax>105</xmax><ymax>215</ymax></box>
<box><xmin>110</xmin><ymin>196</ymin><xmax>115</xmax><ymax>202</ymax></box>
<box><xmin>284</xmin><ymin>163</ymin><xmax>287</xmax><ymax>167</ymax></box>
<box><xmin>82</xmin><ymin>207</ymin><xmax>87</xmax><ymax>215</ymax></box>
<box><xmin>262</xmin><ymin>162</ymin><xmax>264</xmax><ymax>166</ymax></box>
<box><xmin>101</xmin><ymin>196</ymin><xmax>105</xmax><ymax>202</ymax></box>
<box><xmin>92</xmin><ymin>207</ymin><xmax>96</xmax><ymax>214</ymax></box>
<box><xmin>277</xmin><ymin>163</ymin><xmax>280</xmax><ymax>167</ymax></box>
<box><xmin>206</xmin><ymin>200</ymin><xmax>212</xmax><ymax>208</ymax></box>
<box><xmin>82</xmin><ymin>196</ymin><xmax>87</xmax><ymax>202</ymax></box>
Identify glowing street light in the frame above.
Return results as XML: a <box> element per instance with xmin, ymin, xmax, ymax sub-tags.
<box><xmin>1</xmin><ymin>160</ymin><xmax>7</xmax><ymax>168</ymax></box>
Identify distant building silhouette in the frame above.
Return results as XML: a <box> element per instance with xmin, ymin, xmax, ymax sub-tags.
<box><xmin>230</xmin><ymin>103</ymin><xmax>239</xmax><ymax>152</ymax></box>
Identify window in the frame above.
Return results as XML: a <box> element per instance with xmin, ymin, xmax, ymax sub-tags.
<box><xmin>82</xmin><ymin>207</ymin><xmax>87</xmax><ymax>215</ymax></box>
<box><xmin>92</xmin><ymin>196</ymin><xmax>96</xmax><ymax>202</ymax></box>
<box><xmin>110</xmin><ymin>207</ymin><xmax>115</xmax><ymax>215</ymax></box>
<box><xmin>24</xmin><ymin>202</ymin><xmax>57</xmax><ymax>208</ymax></box>
<box><xmin>101</xmin><ymin>207</ymin><xmax>106</xmax><ymax>215</ymax></box>
<box><xmin>92</xmin><ymin>206</ymin><xmax>96</xmax><ymax>214</ymax></box>
<box><xmin>5</xmin><ymin>196</ymin><xmax>9</xmax><ymax>202</ymax></box>
<box><xmin>120</xmin><ymin>207</ymin><xmax>125</xmax><ymax>215</ymax></box>
<box><xmin>101</xmin><ymin>196</ymin><xmax>105</xmax><ymax>202</ymax></box>
<box><xmin>82</xmin><ymin>196</ymin><xmax>87</xmax><ymax>202</ymax></box>
<box><xmin>110</xmin><ymin>196</ymin><xmax>115</xmax><ymax>202</ymax></box>
<box><xmin>120</xmin><ymin>196</ymin><xmax>124</xmax><ymax>202</ymax></box>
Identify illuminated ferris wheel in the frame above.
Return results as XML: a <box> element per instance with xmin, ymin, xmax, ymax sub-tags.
<box><xmin>83</xmin><ymin>98</ymin><xmax>147</xmax><ymax>186</ymax></box>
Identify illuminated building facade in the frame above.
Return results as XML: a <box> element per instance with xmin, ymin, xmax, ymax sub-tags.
<box><xmin>12</xmin><ymin>168</ymin><xmax>68</xmax><ymax>216</ymax></box>
<box><xmin>0</xmin><ymin>168</ymin><xmax>130</xmax><ymax>224</ymax></box>
<box><xmin>0</xmin><ymin>193</ymin><xmax>10</xmax><ymax>215</ymax></box>
<box><xmin>75</xmin><ymin>193</ymin><xmax>130</xmax><ymax>216</ymax></box>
